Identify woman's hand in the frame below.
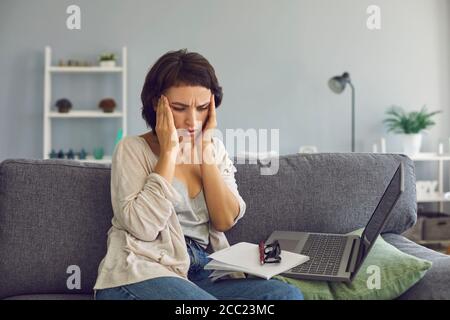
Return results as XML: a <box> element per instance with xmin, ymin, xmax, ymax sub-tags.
<box><xmin>155</xmin><ymin>95</ymin><xmax>181</xmax><ymax>158</ymax></box>
<box><xmin>153</xmin><ymin>95</ymin><xmax>181</xmax><ymax>182</ymax></box>
<box><xmin>201</xmin><ymin>93</ymin><xmax>217</xmax><ymax>164</ymax></box>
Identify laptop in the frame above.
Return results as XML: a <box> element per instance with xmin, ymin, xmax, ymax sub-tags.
<box><xmin>265</xmin><ymin>162</ymin><xmax>404</xmax><ymax>283</ymax></box>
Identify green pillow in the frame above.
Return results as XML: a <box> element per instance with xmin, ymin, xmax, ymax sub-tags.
<box><xmin>274</xmin><ymin>229</ymin><xmax>432</xmax><ymax>300</ymax></box>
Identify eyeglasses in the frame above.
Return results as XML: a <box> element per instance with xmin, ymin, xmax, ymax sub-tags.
<box><xmin>263</xmin><ymin>240</ymin><xmax>282</xmax><ymax>264</ymax></box>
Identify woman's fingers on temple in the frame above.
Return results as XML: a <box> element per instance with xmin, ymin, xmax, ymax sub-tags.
<box><xmin>210</xmin><ymin>94</ymin><xmax>216</xmax><ymax>119</ymax></box>
<box><xmin>160</xmin><ymin>97</ymin><xmax>168</xmax><ymax>127</ymax></box>
<box><xmin>157</xmin><ymin>95</ymin><xmax>164</xmax><ymax>117</ymax></box>
<box><xmin>164</xmin><ymin>96</ymin><xmax>176</xmax><ymax>128</ymax></box>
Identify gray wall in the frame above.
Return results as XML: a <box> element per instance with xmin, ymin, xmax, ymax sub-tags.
<box><xmin>0</xmin><ymin>0</ymin><xmax>449</xmax><ymax>160</ymax></box>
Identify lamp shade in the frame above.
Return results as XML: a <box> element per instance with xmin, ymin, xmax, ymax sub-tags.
<box><xmin>328</xmin><ymin>72</ymin><xmax>351</xmax><ymax>94</ymax></box>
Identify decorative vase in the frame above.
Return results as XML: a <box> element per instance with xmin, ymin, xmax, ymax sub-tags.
<box><xmin>99</xmin><ymin>98</ymin><xmax>116</xmax><ymax>113</ymax></box>
<box><xmin>93</xmin><ymin>147</ymin><xmax>104</xmax><ymax>160</ymax></box>
<box><xmin>49</xmin><ymin>149</ymin><xmax>57</xmax><ymax>159</ymax></box>
<box><xmin>401</xmin><ymin>133</ymin><xmax>422</xmax><ymax>155</ymax></box>
<box><xmin>55</xmin><ymin>98</ymin><xmax>72</xmax><ymax>113</ymax></box>
<box><xmin>99</xmin><ymin>60</ymin><xmax>116</xmax><ymax>68</ymax></box>
<box><xmin>66</xmin><ymin>149</ymin><xmax>75</xmax><ymax>160</ymax></box>
<box><xmin>78</xmin><ymin>148</ymin><xmax>87</xmax><ymax>160</ymax></box>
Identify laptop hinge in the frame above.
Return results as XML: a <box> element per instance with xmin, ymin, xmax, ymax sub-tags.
<box><xmin>345</xmin><ymin>237</ymin><xmax>360</xmax><ymax>274</ymax></box>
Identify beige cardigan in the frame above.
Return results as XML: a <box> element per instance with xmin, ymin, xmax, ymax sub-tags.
<box><xmin>94</xmin><ymin>135</ymin><xmax>247</xmax><ymax>290</ymax></box>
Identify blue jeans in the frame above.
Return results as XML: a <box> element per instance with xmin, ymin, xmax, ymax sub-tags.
<box><xmin>95</xmin><ymin>237</ymin><xmax>304</xmax><ymax>300</ymax></box>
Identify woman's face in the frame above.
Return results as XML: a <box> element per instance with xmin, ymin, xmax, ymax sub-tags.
<box><xmin>156</xmin><ymin>85</ymin><xmax>212</xmax><ymax>139</ymax></box>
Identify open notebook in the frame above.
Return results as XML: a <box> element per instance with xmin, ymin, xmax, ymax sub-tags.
<box><xmin>204</xmin><ymin>242</ymin><xmax>309</xmax><ymax>281</ymax></box>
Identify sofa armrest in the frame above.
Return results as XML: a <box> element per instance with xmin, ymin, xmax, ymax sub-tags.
<box><xmin>382</xmin><ymin>233</ymin><xmax>450</xmax><ymax>299</ymax></box>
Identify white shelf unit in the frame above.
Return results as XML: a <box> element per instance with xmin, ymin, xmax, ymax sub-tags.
<box><xmin>404</xmin><ymin>152</ymin><xmax>450</xmax><ymax>212</ymax></box>
<box><xmin>388</xmin><ymin>152</ymin><xmax>450</xmax><ymax>254</ymax></box>
<box><xmin>43</xmin><ymin>46</ymin><xmax>128</xmax><ymax>163</ymax></box>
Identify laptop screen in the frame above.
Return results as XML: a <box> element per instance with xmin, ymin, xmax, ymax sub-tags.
<box><xmin>357</xmin><ymin>163</ymin><xmax>404</xmax><ymax>267</ymax></box>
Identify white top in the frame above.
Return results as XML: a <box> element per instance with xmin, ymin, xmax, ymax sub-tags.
<box><xmin>93</xmin><ymin>135</ymin><xmax>247</xmax><ymax>290</ymax></box>
<box><xmin>172</xmin><ymin>177</ymin><xmax>210</xmax><ymax>249</ymax></box>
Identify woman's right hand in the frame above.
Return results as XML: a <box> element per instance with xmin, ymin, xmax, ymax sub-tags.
<box><xmin>155</xmin><ymin>95</ymin><xmax>181</xmax><ymax>158</ymax></box>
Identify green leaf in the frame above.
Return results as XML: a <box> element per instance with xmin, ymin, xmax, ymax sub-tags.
<box><xmin>383</xmin><ymin>105</ymin><xmax>441</xmax><ymax>134</ymax></box>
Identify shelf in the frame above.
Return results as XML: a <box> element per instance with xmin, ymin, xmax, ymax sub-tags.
<box><xmin>49</xmin><ymin>110</ymin><xmax>123</xmax><ymax>118</ymax></box>
<box><xmin>44</xmin><ymin>155</ymin><xmax>112</xmax><ymax>164</ymax></box>
<box><xmin>75</xmin><ymin>156</ymin><xmax>112</xmax><ymax>164</ymax></box>
<box><xmin>390</xmin><ymin>152</ymin><xmax>450</xmax><ymax>161</ymax></box>
<box><xmin>49</xmin><ymin>66</ymin><xmax>123</xmax><ymax>73</ymax></box>
<box><xmin>417</xmin><ymin>193</ymin><xmax>450</xmax><ymax>203</ymax></box>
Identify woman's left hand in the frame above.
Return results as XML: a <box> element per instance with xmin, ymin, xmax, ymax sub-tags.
<box><xmin>201</xmin><ymin>93</ymin><xmax>217</xmax><ymax>163</ymax></box>
<box><xmin>202</xmin><ymin>93</ymin><xmax>217</xmax><ymax>147</ymax></box>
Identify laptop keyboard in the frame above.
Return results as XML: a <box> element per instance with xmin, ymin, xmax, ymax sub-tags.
<box><xmin>291</xmin><ymin>234</ymin><xmax>347</xmax><ymax>276</ymax></box>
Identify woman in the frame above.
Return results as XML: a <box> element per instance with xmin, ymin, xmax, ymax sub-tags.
<box><xmin>94</xmin><ymin>49</ymin><xmax>303</xmax><ymax>300</ymax></box>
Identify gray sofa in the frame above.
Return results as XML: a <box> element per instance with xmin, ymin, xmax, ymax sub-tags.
<box><xmin>0</xmin><ymin>153</ymin><xmax>449</xmax><ymax>300</ymax></box>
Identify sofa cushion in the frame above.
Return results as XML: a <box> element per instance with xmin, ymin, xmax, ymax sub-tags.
<box><xmin>382</xmin><ymin>233</ymin><xmax>450</xmax><ymax>299</ymax></box>
<box><xmin>274</xmin><ymin>230</ymin><xmax>432</xmax><ymax>300</ymax></box>
<box><xmin>0</xmin><ymin>159</ymin><xmax>113</xmax><ymax>299</ymax></box>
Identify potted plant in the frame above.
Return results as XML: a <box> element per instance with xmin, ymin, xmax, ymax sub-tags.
<box><xmin>98</xmin><ymin>98</ymin><xmax>116</xmax><ymax>113</ymax></box>
<box><xmin>93</xmin><ymin>147</ymin><xmax>104</xmax><ymax>160</ymax></box>
<box><xmin>99</xmin><ymin>53</ymin><xmax>116</xmax><ymax>67</ymax></box>
<box><xmin>55</xmin><ymin>98</ymin><xmax>72</xmax><ymax>113</ymax></box>
<box><xmin>383</xmin><ymin>105</ymin><xmax>441</xmax><ymax>155</ymax></box>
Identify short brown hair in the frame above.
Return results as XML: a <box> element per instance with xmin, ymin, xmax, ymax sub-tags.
<box><xmin>140</xmin><ymin>49</ymin><xmax>223</xmax><ymax>131</ymax></box>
